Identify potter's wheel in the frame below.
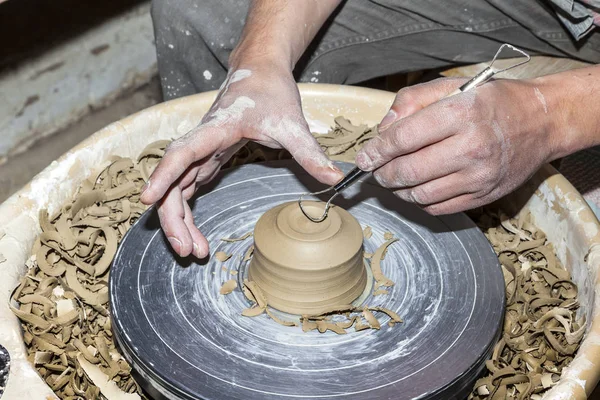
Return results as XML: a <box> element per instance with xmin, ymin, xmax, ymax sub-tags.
<box><xmin>110</xmin><ymin>160</ymin><xmax>504</xmax><ymax>400</ymax></box>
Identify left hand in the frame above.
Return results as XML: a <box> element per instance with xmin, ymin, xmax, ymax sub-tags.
<box><xmin>355</xmin><ymin>77</ymin><xmax>561</xmax><ymax>214</ymax></box>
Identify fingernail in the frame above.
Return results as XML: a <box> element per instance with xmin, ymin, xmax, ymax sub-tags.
<box><xmin>193</xmin><ymin>243</ymin><xmax>201</xmax><ymax>258</ymax></box>
<box><xmin>355</xmin><ymin>152</ymin><xmax>373</xmax><ymax>171</ymax></box>
<box><xmin>330</xmin><ymin>163</ymin><xmax>344</xmax><ymax>178</ymax></box>
<box><xmin>168</xmin><ymin>236</ymin><xmax>182</xmax><ymax>253</ymax></box>
<box><xmin>141</xmin><ymin>179</ymin><xmax>151</xmax><ymax>194</ymax></box>
<box><xmin>373</xmin><ymin>172</ymin><xmax>387</xmax><ymax>187</ymax></box>
<box><xmin>379</xmin><ymin>109</ymin><xmax>397</xmax><ymax>131</ymax></box>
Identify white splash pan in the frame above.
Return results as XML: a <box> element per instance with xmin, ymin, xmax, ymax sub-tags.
<box><xmin>1</xmin><ymin>84</ymin><xmax>599</xmax><ymax>399</ymax></box>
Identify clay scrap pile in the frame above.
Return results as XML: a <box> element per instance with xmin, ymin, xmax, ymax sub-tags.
<box><xmin>9</xmin><ymin>140</ymin><xmax>170</xmax><ymax>399</ymax></box>
<box><xmin>8</xmin><ymin>117</ymin><xmax>585</xmax><ymax>400</ymax></box>
<box><xmin>468</xmin><ymin>211</ymin><xmax>585</xmax><ymax>400</ymax></box>
<box><xmin>314</xmin><ymin>116</ymin><xmax>378</xmax><ymax>163</ymax></box>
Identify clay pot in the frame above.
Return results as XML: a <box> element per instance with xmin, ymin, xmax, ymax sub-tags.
<box><xmin>248</xmin><ymin>201</ymin><xmax>366</xmax><ymax>315</ymax></box>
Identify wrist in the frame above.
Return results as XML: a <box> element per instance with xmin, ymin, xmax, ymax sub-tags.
<box><xmin>229</xmin><ymin>40</ymin><xmax>294</xmax><ymax>76</ymax></box>
<box><xmin>532</xmin><ymin>67</ymin><xmax>600</xmax><ymax>161</ymax></box>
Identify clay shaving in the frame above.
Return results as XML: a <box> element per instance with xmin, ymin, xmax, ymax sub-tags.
<box><xmin>467</xmin><ymin>210</ymin><xmax>584</xmax><ymax>400</ymax></box>
<box><xmin>371</xmin><ymin>238</ymin><xmax>397</xmax><ymax>289</ymax></box>
<box><xmin>10</xmin><ymin>118</ymin><xmax>584</xmax><ymax>399</ymax></box>
<box><xmin>215</xmin><ymin>251</ymin><xmax>232</xmax><ymax>262</ymax></box>
<box><xmin>312</xmin><ymin>116</ymin><xmax>378</xmax><ymax>162</ymax></box>
<box><xmin>220</xmin><ymin>232</ymin><xmax>252</xmax><ymax>243</ymax></box>
<box><xmin>10</xmin><ymin>140</ymin><xmax>168</xmax><ymax>399</ymax></box>
<box><xmin>219</xmin><ymin>280</ymin><xmax>237</xmax><ymax>295</ymax></box>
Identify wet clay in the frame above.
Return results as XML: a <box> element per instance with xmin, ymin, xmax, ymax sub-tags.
<box><xmin>9</xmin><ymin>140</ymin><xmax>168</xmax><ymax>399</ymax></box>
<box><xmin>468</xmin><ymin>211</ymin><xmax>584</xmax><ymax>400</ymax></box>
<box><xmin>247</xmin><ymin>201</ymin><xmax>366</xmax><ymax>315</ymax></box>
<box><xmin>10</xmin><ymin>117</ymin><xmax>585</xmax><ymax>400</ymax></box>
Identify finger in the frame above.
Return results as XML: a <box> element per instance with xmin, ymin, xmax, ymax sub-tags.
<box><xmin>182</xmin><ymin>199</ymin><xmax>209</xmax><ymax>258</ymax></box>
<box><xmin>372</xmin><ymin>135</ymin><xmax>467</xmax><ymax>189</ymax></box>
<box><xmin>181</xmin><ymin>182</ymin><xmax>196</xmax><ymax>201</ymax></box>
<box><xmin>157</xmin><ymin>187</ymin><xmax>194</xmax><ymax>257</ymax></box>
<box><xmin>181</xmin><ymin>164</ymin><xmax>222</xmax><ymax>200</ymax></box>
<box><xmin>141</xmin><ymin>125</ymin><xmax>233</xmax><ymax>205</ymax></box>
<box><xmin>270</xmin><ymin>118</ymin><xmax>344</xmax><ymax>185</ymax></box>
<box><xmin>356</xmin><ymin>88</ymin><xmax>476</xmax><ymax>172</ymax></box>
<box><xmin>393</xmin><ymin>172</ymin><xmax>477</xmax><ymax>206</ymax></box>
<box><xmin>379</xmin><ymin>78</ymin><xmax>468</xmax><ymax>129</ymax></box>
<box><xmin>421</xmin><ymin>192</ymin><xmax>492</xmax><ymax>216</ymax></box>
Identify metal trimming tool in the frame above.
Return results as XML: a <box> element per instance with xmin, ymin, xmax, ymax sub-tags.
<box><xmin>298</xmin><ymin>43</ymin><xmax>531</xmax><ymax>222</ymax></box>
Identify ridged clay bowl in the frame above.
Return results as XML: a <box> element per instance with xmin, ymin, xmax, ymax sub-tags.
<box><xmin>248</xmin><ymin>201</ymin><xmax>366</xmax><ymax>315</ymax></box>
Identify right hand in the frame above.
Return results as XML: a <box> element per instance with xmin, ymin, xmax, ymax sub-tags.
<box><xmin>140</xmin><ymin>64</ymin><xmax>344</xmax><ymax>258</ymax></box>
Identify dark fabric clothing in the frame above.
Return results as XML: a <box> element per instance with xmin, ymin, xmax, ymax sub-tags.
<box><xmin>150</xmin><ymin>0</ymin><xmax>600</xmax><ymax>213</ymax></box>
<box><xmin>151</xmin><ymin>0</ymin><xmax>600</xmax><ymax>99</ymax></box>
<box><xmin>549</xmin><ymin>0</ymin><xmax>600</xmax><ymax>40</ymax></box>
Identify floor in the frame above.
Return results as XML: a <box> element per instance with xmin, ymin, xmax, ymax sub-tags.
<box><xmin>0</xmin><ymin>77</ymin><xmax>163</xmax><ymax>203</ymax></box>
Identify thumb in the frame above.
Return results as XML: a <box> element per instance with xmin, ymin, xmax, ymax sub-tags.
<box><xmin>273</xmin><ymin>118</ymin><xmax>344</xmax><ymax>186</ymax></box>
<box><xmin>379</xmin><ymin>78</ymin><xmax>468</xmax><ymax>130</ymax></box>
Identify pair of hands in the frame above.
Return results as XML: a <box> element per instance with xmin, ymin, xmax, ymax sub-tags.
<box><xmin>140</xmin><ymin>68</ymin><xmax>556</xmax><ymax>258</ymax></box>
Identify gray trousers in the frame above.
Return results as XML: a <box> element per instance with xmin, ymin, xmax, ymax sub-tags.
<box><xmin>150</xmin><ymin>0</ymin><xmax>600</xmax><ymax>214</ymax></box>
<box><xmin>151</xmin><ymin>0</ymin><xmax>600</xmax><ymax>100</ymax></box>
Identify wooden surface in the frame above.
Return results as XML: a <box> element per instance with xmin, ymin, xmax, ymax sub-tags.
<box><xmin>442</xmin><ymin>56</ymin><xmax>591</xmax><ymax>80</ymax></box>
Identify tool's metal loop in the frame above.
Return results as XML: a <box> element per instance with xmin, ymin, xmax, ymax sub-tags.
<box><xmin>298</xmin><ymin>188</ymin><xmax>340</xmax><ymax>223</ymax></box>
<box><xmin>299</xmin><ymin>167</ymin><xmax>367</xmax><ymax>222</ymax></box>
<box><xmin>298</xmin><ymin>43</ymin><xmax>530</xmax><ymax>223</ymax></box>
<box><xmin>489</xmin><ymin>43</ymin><xmax>531</xmax><ymax>74</ymax></box>
<box><xmin>459</xmin><ymin>43</ymin><xmax>530</xmax><ymax>92</ymax></box>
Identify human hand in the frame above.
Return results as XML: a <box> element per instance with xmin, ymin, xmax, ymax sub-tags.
<box><xmin>355</xmin><ymin>77</ymin><xmax>561</xmax><ymax>215</ymax></box>
<box><xmin>140</xmin><ymin>65</ymin><xmax>343</xmax><ymax>258</ymax></box>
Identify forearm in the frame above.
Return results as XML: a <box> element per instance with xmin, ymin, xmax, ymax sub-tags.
<box><xmin>230</xmin><ymin>0</ymin><xmax>341</xmax><ymax>70</ymax></box>
<box><xmin>534</xmin><ymin>65</ymin><xmax>600</xmax><ymax>160</ymax></box>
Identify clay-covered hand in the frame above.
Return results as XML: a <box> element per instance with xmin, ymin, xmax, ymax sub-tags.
<box><xmin>355</xmin><ymin>77</ymin><xmax>562</xmax><ymax>215</ymax></box>
<box><xmin>140</xmin><ymin>66</ymin><xmax>343</xmax><ymax>258</ymax></box>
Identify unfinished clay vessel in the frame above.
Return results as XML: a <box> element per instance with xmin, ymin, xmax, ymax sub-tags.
<box><xmin>248</xmin><ymin>201</ymin><xmax>366</xmax><ymax>315</ymax></box>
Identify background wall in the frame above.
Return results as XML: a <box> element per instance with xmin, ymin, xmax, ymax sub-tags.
<box><xmin>0</xmin><ymin>0</ymin><xmax>157</xmax><ymax>162</ymax></box>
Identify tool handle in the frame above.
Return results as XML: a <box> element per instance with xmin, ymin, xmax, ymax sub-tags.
<box><xmin>331</xmin><ymin>70</ymin><xmax>484</xmax><ymax>195</ymax></box>
<box><xmin>332</xmin><ymin>44</ymin><xmax>529</xmax><ymax>196</ymax></box>
<box><xmin>334</xmin><ymin>167</ymin><xmax>368</xmax><ymax>192</ymax></box>
<box><xmin>446</xmin><ymin>66</ymin><xmax>496</xmax><ymax>98</ymax></box>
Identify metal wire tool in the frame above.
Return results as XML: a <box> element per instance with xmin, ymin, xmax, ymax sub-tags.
<box><xmin>299</xmin><ymin>43</ymin><xmax>531</xmax><ymax>222</ymax></box>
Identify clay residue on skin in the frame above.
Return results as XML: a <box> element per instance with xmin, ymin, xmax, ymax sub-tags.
<box><xmin>260</xmin><ymin>117</ymin><xmax>335</xmax><ymax>170</ymax></box>
<box><xmin>534</xmin><ymin>87</ymin><xmax>548</xmax><ymax>114</ymax></box>
<box><xmin>203</xmin><ymin>96</ymin><xmax>256</xmax><ymax>128</ymax></box>
<box><xmin>217</xmin><ymin>69</ymin><xmax>252</xmax><ymax>95</ymax></box>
